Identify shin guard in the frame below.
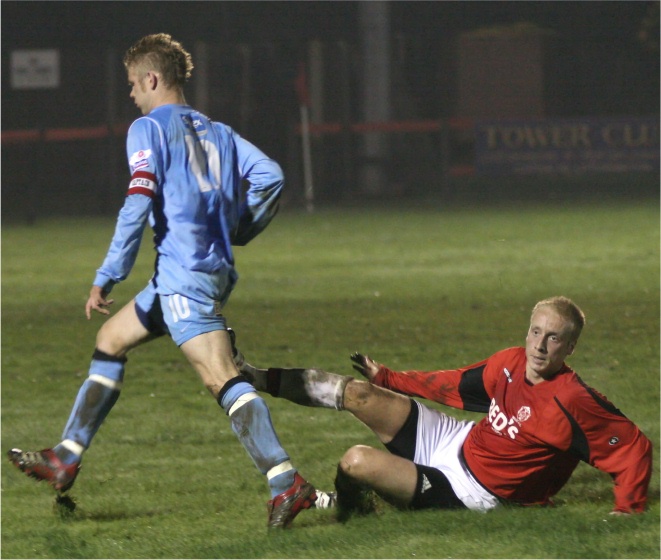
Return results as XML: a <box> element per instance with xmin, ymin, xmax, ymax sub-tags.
<box><xmin>218</xmin><ymin>379</ymin><xmax>290</xmax><ymax>476</ymax></box>
<box><xmin>60</xmin><ymin>350</ymin><xmax>125</xmax><ymax>452</ymax></box>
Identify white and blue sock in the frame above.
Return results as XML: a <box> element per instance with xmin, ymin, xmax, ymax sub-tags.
<box><xmin>218</xmin><ymin>377</ymin><xmax>296</xmax><ymax>498</ymax></box>
<box><xmin>55</xmin><ymin>350</ymin><xmax>125</xmax><ymax>464</ymax></box>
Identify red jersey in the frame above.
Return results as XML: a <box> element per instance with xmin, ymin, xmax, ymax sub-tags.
<box><xmin>373</xmin><ymin>347</ymin><xmax>652</xmax><ymax>513</ymax></box>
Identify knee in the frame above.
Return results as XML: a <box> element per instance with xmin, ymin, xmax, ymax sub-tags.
<box><xmin>95</xmin><ymin>324</ymin><xmax>127</xmax><ymax>358</ymax></box>
<box><xmin>339</xmin><ymin>444</ymin><xmax>373</xmax><ymax>477</ymax></box>
<box><xmin>343</xmin><ymin>379</ymin><xmax>379</xmax><ymax>410</ymax></box>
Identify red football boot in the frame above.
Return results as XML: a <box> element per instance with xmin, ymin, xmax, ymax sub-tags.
<box><xmin>267</xmin><ymin>472</ymin><xmax>317</xmax><ymax>529</ymax></box>
<box><xmin>8</xmin><ymin>448</ymin><xmax>81</xmax><ymax>493</ymax></box>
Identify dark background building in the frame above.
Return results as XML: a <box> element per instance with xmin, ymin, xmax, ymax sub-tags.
<box><xmin>2</xmin><ymin>1</ymin><xmax>659</xmax><ymax>220</ymax></box>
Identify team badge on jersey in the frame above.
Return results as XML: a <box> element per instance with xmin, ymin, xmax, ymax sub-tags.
<box><xmin>516</xmin><ymin>406</ymin><xmax>531</xmax><ymax>423</ymax></box>
<box><xmin>129</xmin><ymin>148</ymin><xmax>152</xmax><ymax>172</ymax></box>
<box><xmin>181</xmin><ymin>114</ymin><xmax>208</xmax><ymax>136</ymax></box>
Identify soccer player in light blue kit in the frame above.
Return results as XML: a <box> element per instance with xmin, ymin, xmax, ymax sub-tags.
<box><xmin>8</xmin><ymin>33</ymin><xmax>317</xmax><ymax>529</ymax></box>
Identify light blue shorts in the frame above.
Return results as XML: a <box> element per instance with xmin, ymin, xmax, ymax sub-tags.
<box><xmin>134</xmin><ymin>281</ymin><xmax>227</xmax><ymax>346</ymax></box>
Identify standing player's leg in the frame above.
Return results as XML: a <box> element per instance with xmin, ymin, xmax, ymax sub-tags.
<box><xmin>8</xmin><ymin>298</ymin><xmax>156</xmax><ymax>493</ymax></box>
<box><xmin>179</xmin><ymin>325</ymin><xmax>316</xmax><ymax>529</ymax></box>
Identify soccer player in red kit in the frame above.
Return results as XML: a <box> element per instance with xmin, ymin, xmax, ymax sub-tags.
<box><xmin>234</xmin><ymin>296</ymin><xmax>652</xmax><ymax>516</ymax></box>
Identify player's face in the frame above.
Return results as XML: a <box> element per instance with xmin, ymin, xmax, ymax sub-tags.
<box><xmin>127</xmin><ymin>66</ymin><xmax>152</xmax><ymax>115</ymax></box>
<box><xmin>525</xmin><ymin>307</ymin><xmax>575</xmax><ymax>383</ymax></box>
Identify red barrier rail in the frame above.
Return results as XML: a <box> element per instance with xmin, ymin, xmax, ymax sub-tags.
<box><xmin>3</xmin><ymin>118</ymin><xmax>473</xmax><ymax>144</ymax></box>
<box><xmin>2</xmin><ymin>129</ymin><xmax>42</xmax><ymax>144</ymax></box>
<box><xmin>2</xmin><ymin>123</ymin><xmax>130</xmax><ymax>145</ymax></box>
<box><xmin>2</xmin><ymin>119</ymin><xmax>476</xmax><ymax>176</ymax></box>
<box><xmin>296</xmin><ymin>118</ymin><xmax>475</xmax><ymax>136</ymax></box>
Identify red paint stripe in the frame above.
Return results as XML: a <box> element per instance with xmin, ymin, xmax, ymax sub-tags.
<box><xmin>449</xmin><ymin>165</ymin><xmax>475</xmax><ymax>176</ymax></box>
<box><xmin>447</xmin><ymin>117</ymin><xmax>474</xmax><ymax>130</ymax></box>
<box><xmin>296</xmin><ymin>119</ymin><xmax>446</xmax><ymax>136</ymax></box>
<box><xmin>2</xmin><ymin>129</ymin><xmax>41</xmax><ymax>143</ymax></box>
<box><xmin>351</xmin><ymin>120</ymin><xmax>442</xmax><ymax>133</ymax></box>
<box><xmin>305</xmin><ymin>122</ymin><xmax>343</xmax><ymax>135</ymax></box>
<box><xmin>111</xmin><ymin>123</ymin><xmax>130</xmax><ymax>135</ymax></box>
<box><xmin>3</xmin><ymin>118</ymin><xmax>472</xmax><ymax>144</ymax></box>
<box><xmin>1</xmin><ymin>123</ymin><xmax>131</xmax><ymax>145</ymax></box>
<box><xmin>44</xmin><ymin>125</ymin><xmax>110</xmax><ymax>141</ymax></box>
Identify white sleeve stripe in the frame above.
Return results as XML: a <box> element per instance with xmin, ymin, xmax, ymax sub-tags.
<box><xmin>142</xmin><ymin>116</ymin><xmax>166</xmax><ymax>152</ymax></box>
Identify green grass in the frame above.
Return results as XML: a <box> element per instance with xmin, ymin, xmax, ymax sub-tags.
<box><xmin>2</xmin><ymin>200</ymin><xmax>659</xmax><ymax>558</ymax></box>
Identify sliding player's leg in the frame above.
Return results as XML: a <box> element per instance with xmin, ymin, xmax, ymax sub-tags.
<box><xmin>235</xmin><ymin>352</ymin><xmax>474</xmax><ymax>515</ymax></box>
<box><xmin>336</xmin><ymin>445</ymin><xmax>417</xmax><ymax>512</ymax></box>
<box><xmin>335</xmin><ymin>399</ymin><xmax>469</xmax><ymax>517</ymax></box>
<box><xmin>229</xmin><ymin>331</ymin><xmax>410</xmax><ymax>433</ymax></box>
<box><xmin>236</xmin><ymin>358</ymin><xmax>411</xmax><ymax>443</ymax></box>
<box><xmin>229</xmin><ymin>331</ymin><xmax>353</xmax><ymax>409</ymax></box>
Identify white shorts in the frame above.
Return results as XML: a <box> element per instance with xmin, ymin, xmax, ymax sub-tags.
<box><xmin>413</xmin><ymin>401</ymin><xmax>501</xmax><ymax>512</ymax></box>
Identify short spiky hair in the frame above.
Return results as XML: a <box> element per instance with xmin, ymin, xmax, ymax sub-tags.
<box><xmin>123</xmin><ymin>33</ymin><xmax>193</xmax><ymax>88</ymax></box>
<box><xmin>531</xmin><ymin>296</ymin><xmax>586</xmax><ymax>342</ymax></box>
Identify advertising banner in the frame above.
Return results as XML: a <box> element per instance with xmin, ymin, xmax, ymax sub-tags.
<box><xmin>475</xmin><ymin>117</ymin><xmax>659</xmax><ymax>174</ymax></box>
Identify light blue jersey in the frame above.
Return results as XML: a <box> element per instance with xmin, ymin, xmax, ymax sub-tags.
<box><xmin>93</xmin><ymin>104</ymin><xmax>283</xmax><ymax>305</ymax></box>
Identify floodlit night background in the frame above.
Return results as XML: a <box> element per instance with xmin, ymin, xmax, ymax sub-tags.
<box><xmin>1</xmin><ymin>1</ymin><xmax>659</xmax><ymax>220</ymax></box>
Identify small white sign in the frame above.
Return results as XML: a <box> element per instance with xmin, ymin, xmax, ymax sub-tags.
<box><xmin>11</xmin><ymin>49</ymin><xmax>60</xmax><ymax>89</ymax></box>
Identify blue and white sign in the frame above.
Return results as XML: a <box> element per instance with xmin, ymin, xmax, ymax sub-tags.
<box><xmin>475</xmin><ymin>117</ymin><xmax>659</xmax><ymax>174</ymax></box>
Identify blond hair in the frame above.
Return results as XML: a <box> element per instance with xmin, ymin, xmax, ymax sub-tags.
<box><xmin>123</xmin><ymin>33</ymin><xmax>193</xmax><ymax>88</ymax></box>
<box><xmin>532</xmin><ymin>296</ymin><xmax>586</xmax><ymax>342</ymax></box>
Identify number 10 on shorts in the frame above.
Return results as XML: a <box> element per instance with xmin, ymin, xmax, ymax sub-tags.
<box><xmin>168</xmin><ymin>294</ymin><xmax>191</xmax><ymax>323</ymax></box>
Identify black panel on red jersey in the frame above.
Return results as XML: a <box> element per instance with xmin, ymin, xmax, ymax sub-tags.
<box><xmin>458</xmin><ymin>365</ymin><xmax>490</xmax><ymax>412</ymax></box>
<box><xmin>554</xmin><ymin>397</ymin><xmax>590</xmax><ymax>463</ymax></box>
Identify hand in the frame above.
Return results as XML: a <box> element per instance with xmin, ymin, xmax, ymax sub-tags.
<box><xmin>350</xmin><ymin>352</ymin><xmax>381</xmax><ymax>382</ymax></box>
<box><xmin>85</xmin><ymin>285</ymin><xmax>115</xmax><ymax>319</ymax></box>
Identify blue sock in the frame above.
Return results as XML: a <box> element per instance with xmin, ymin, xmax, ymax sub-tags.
<box><xmin>219</xmin><ymin>380</ymin><xmax>295</xmax><ymax>498</ymax></box>
<box><xmin>58</xmin><ymin>352</ymin><xmax>124</xmax><ymax>462</ymax></box>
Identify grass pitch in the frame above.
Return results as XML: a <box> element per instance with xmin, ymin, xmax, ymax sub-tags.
<box><xmin>2</xmin><ymin>199</ymin><xmax>659</xmax><ymax>558</ymax></box>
